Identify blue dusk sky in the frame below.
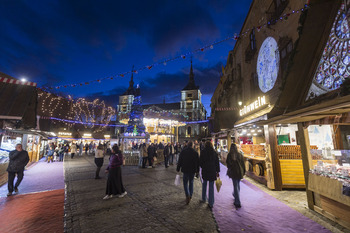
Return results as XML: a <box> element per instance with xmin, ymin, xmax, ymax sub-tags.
<box><xmin>0</xmin><ymin>0</ymin><xmax>253</xmax><ymax>116</ymax></box>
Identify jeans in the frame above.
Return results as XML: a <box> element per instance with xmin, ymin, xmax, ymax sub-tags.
<box><xmin>59</xmin><ymin>152</ymin><xmax>64</xmax><ymax>161</ymax></box>
<box><xmin>202</xmin><ymin>180</ymin><xmax>215</xmax><ymax>207</ymax></box>
<box><xmin>169</xmin><ymin>154</ymin><xmax>174</xmax><ymax>165</ymax></box>
<box><xmin>176</xmin><ymin>153</ymin><xmax>180</xmax><ymax>164</ymax></box>
<box><xmin>138</xmin><ymin>155</ymin><xmax>143</xmax><ymax>167</ymax></box>
<box><xmin>8</xmin><ymin>170</ymin><xmax>24</xmax><ymax>193</ymax></box>
<box><xmin>148</xmin><ymin>157</ymin><xmax>153</xmax><ymax>167</ymax></box>
<box><xmin>71</xmin><ymin>153</ymin><xmax>75</xmax><ymax>159</ymax></box>
<box><xmin>164</xmin><ymin>155</ymin><xmax>169</xmax><ymax>167</ymax></box>
<box><xmin>183</xmin><ymin>173</ymin><xmax>195</xmax><ymax>197</ymax></box>
<box><xmin>142</xmin><ymin>157</ymin><xmax>148</xmax><ymax>168</ymax></box>
<box><xmin>232</xmin><ymin>179</ymin><xmax>241</xmax><ymax>206</ymax></box>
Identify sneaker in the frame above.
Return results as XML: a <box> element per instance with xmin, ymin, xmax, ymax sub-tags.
<box><xmin>103</xmin><ymin>195</ymin><xmax>113</xmax><ymax>200</ymax></box>
<box><xmin>118</xmin><ymin>191</ymin><xmax>127</xmax><ymax>198</ymax></box>
<box><xmin>14</xmin><ymin>187</ymin><xmax>18</xmax><ymax>193</ymax></box>
<box><xmin>199</xmin><ymin>199</ymin><xmax>206</xmax><ymax>203</ymax></box>
<box><xmin>148</xmin><ymin>166</ymin><xmax>152</xmax><ymax>169</ymax></box>
<box><xmin>186</xmin><ymin>196</ymin><xmax>191</xmax><ymax>205</ymax></box>
<box><xmin>7</xmin><ymin>192</ymin><xmax>12</xmax><ymax>197</ymax></box>
<box><xmin>208</xmin><ymin>204</ymin><xmax>213</xmax><ymax>210</ymax></box>
<box><xmin>95</xmin><ymin>176</ymin><xmax>101</xmax><ymax>179</ymax></box>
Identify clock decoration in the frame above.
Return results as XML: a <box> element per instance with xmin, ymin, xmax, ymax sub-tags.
<box><xmin>256</xmin><ymin>37</ymin><xmax>280</xmax><ymax>93</ymax></box>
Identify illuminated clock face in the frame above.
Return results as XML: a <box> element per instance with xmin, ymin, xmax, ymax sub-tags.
<box><xmin>256</xmin><ymin>37</ymin><xmax>280</xmax><ymax>93</ymax></box>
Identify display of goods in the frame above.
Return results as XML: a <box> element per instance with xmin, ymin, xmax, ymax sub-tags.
<box><xmin>278</xmin><ymin>145</ymin><xmax>318</xmax><ymax>159</ymax></box>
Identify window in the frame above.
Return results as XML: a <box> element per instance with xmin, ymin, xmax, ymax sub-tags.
<box><xmin>187</xmin><ymin>94</ymin><xmax>192</xmax><ymax>97</ymax></box>
<box><xmin>307</xmin><ymin>3</ymin><xmax>350</xmax><ymax>99</ymax></box>
<box><xmin>245</xmin><ymin>29</ymin><xmax>257</xmax><ymax>62</ymax></box>
<box><xmin>250</xmin><ymin>29</ymin><xmax>256</xmax><ymax>50</ymax></box>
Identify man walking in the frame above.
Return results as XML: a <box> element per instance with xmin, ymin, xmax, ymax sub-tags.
<box><xmin>7</xmin><ymin>144</ymin><xmax>29</xmax><ymax>196</ymax></box>
<box><xmin>176</xmin><ymin>141</ymin><xmax>199</xmax><ymax>205</ymax></box>
<box><xmin>163</xmin><ymin>143</ymin><xmax>170</xmax><ymax>168</ymax></box>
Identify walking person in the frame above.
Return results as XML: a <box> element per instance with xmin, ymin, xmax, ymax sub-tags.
<box><xmin>226</xmin><ymin>143</ymin><xmax>246</xmax><ymax>209</ymax></box>
<box><xmin>70</xmin><ymin>143</ymin><xmax>77</xmax><ymax>159</ymax></box>
<box><xmin>175</xmin><ymin>142</ymin><xmax>181</xmax><ymax>164</ymax></box>
<box><xmin>163</xmin><ymin>143</ymin><xmax>170</xmax><ymax>168</ymax></box>
<box><xmin>169</xmin><ymin>142</ymin><xmax>175</xmax><ymax>165</ymax></box>
<box><xmin>141</xmin><ymin>143</ymin><xmax>148</xmax><ymax>168</ymax></box>
<box><xmin>176</xmin><ymin>141</ymin><xmax>199</xmax><ymax>205</ymax></box>
<box><xmin>95</xmin><ymin>144</ymin><xmax>104</xmax><ymax>179</ymax></box>
<box><xmin>47</xmin><ymin>146</ymin><xmax>54</xmax><ymax>163</ymax></box>
<box><xmin>103</xmin><ymin>144</ymin><xmax>127</xmax><ymax>200</ymax></box>
<box><xmin>147</xmin><ymin>143</ymin><xmax>156</xmax><ymax>168</ymax></box>
<box><xmin>85</xmin><ymin>143</ymin><xmax>89</xmax><ymax>154</ymax></box>
<box><xmin>199</xmin><ymin>141</ymin><xmax>220</xmax><ymax>209</ymax></box>
<box><xmin>79</xmin><ymin>142</ymin><xmax>83</xmax><ymax>156</ymax></box>
<box><xmin>7</xmin><ymin>144</ymin><xmax>29</xmax><ymax>196</ymax></box>
<box><xmin>58</xmin><ymin>144</ymin><xmax>65</xmax><ymax>162</ymax></box>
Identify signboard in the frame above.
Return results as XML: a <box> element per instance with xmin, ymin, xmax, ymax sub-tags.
<box><xmin>239</xmin><ymin>96</ymin><xmax>268</xmax><ymax>116</ymax></box>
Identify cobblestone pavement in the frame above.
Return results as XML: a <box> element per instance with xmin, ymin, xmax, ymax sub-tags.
<box><xmin>64</xmin><ymin>155</ymin><xmax>218</xmax><ymax>233</ymax></box>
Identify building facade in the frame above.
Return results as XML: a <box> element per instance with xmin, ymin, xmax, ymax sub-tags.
<box><xmin>116</xmin><ymin>62</ymin><xmax>208</xmax><ymax>142</ymax></box>
<box><xmin>210</xmin><ymin>0</ymin><xmax>350</xmax><ymax>229</ymax></box>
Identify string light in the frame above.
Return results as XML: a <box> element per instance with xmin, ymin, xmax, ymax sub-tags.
<box><xmin>40</xmin><ymin>4</ymin><xmax>309</xmax><ymax>90</ymax></box>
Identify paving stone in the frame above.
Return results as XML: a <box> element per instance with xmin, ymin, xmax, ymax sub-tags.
<box><xmin>64</xmin><ymin>155</ymin><xmax>218</xmax><ymax>233</ymax></box>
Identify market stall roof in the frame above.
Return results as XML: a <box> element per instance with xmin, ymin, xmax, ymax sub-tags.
<box><xmin>260</xmin><ymin>94</ymin><xmax>350</xmax><ymax>125</ymax></box>
<box><xmin>0</xmin><ymin>72</ymin><xmax>37</xmax><ymax>128</ymax></box>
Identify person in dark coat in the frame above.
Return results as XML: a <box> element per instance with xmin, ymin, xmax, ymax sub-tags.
<box><xmin>199</xmin><ymin>141</ymin><xmax>220</xmax><ymax>208</ymax></box>
<box><xmin>7</xmin><ymin>144</ymin><xmax>29</xmax><ymax>196</ymax></box>
<box><xmin>226</xmin><ymin>143</ymin><xmax>246</xmax><ymax>208</ymax></box>
<box><xmin>163</xmin><ymin>143</ymin><xmax>170</xmax><ymax>168</ymax></box>
<box><xmin>103</xmin><ymin>144</ymin><xmax>127</xmax><ymax>199</ymax></box>
<box><xmin>176</xmin><ymin>141</ymin><xmax>199</xmax><ymax>205</ymax></box>
<box><xmin>147</xmin><ymin>143</ymin><xmax>156</xmax><ymax>168</ymax></box>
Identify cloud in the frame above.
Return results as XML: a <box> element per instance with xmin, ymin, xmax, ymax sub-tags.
<box><xmin>86</xmin><ymin>62</ymin><xmax>222</xmax><ymax>109</ymax></box>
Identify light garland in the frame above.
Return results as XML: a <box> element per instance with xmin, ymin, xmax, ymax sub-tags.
<box><xmin>43</xmin><ymin>117</ymin><xmax>125</xmax><ymax>127</ymax></box>
<box><xmin>40</xmin><ymin>4</ymin><xmax>310</xmax><ymax>90</ymax></box>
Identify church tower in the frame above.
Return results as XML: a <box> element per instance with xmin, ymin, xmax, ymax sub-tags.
<box><xmin>117</xmin><ymin>71</ymin><xmax>135</xmax><ymax>113</ymax></box>
<box><xmin>180</xmin><ymin>60</ymin><xmax>206</xmax><ymax>121</ymax></box>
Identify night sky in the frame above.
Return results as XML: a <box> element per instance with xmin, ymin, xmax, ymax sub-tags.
<box><xmin>0</xmin><ymin>0</ymin><xmax>252</xmax><ymax>116</ymax></box>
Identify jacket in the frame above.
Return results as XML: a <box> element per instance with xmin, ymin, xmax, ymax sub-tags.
<box><xmin>199</xmin><ymin>147</ymin><xmax>220</xmax><ymax>181</ymax></box>
<box><xmin>7</xmin><ymin>150</ymin><xmax>30</xmax><ymax>172</ymax></box>
<box><xmin>141</xmin><ymin>145</ymin><xmax>148</xmax><ymax>157</ymax></box>
<box><xmin>226</xmin><ymin>151</ymin><xmax>246</xmax><ymax>180</ymax></box>
<box><xmin>95</xmin><ymin>149</ymin><xmax>104</xmax><ymax>158</ymax></box>
<box><xmin>163</xmin><ymin>145</ymin><xmax>170</xmax><ymax>156</ymax></box>
<box><xmin>71</xmin><ymin>144</ymin><xmax>77</xmax><ymax>153</ymax></box>
<box><xmin>106</xmin><ymin>152</ymin><xmax>123</xmax><ymax>169</ymax></box>
<box><xmin>147</xmin><ymin>146</ymin><xmax>156</xmax><ymax>158</ymax></box>
<box><xmin>176</xmin><ymin>147</ymin><xmax>199</xmax><ymax>174</ymax></box>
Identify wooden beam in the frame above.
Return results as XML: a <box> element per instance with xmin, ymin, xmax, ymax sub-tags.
<box><xmin>264</xmin><ymin>125</ymin><xmax>282</xmax><ymax>191</ymax></box>
<box><xmin>297</xmin><ymin>123</ymin><xmax>315</xmax><ymax>210</ymax></box>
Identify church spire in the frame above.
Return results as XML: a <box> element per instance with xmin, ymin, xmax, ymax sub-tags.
<box><xmin>182</xmin><ymin>59</ymin><xmax>199</xmax><ymax>90</ymax></box>
<box><xmin>129</xmin><ymin>65</ymin><xmax>135</xmax><ymax>89</ymax></box>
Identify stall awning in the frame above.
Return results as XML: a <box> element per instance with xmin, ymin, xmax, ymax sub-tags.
<box><xmin>261</xmin><ymin>95</ymin><xmax>350</xmax><ymax>126</ymax></box>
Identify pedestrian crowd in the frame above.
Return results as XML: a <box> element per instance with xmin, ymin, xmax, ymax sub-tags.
<box><xmin>6</xmin><ymin>139</ymin><xmax>246</xmax><ymax>211</ymax></box>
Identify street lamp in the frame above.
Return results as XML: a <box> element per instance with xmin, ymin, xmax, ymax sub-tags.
<box><xmin>238</xmin><ymin>101</ymin><xmax>242</xmax><ymax>106</ymax></box>
<box><xmin>21</xmin><ymin>78</ymin><xmax>27</xmax><ymax>82</ymax></box>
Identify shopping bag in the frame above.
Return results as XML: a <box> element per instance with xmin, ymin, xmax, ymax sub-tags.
<box><xmin>153</xmin><ymin>156</ymin><xmax>157</xmax><ymax>162</ymax></box>
<box><xmin>215</xmin><ymin>177</ymin><xmax>222</xmax><ymax>192</ymax></box>
<box><xmin>174</xmin><ymin>174</ymin><xmax>181</xmax><ymax>186</ymax></box>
